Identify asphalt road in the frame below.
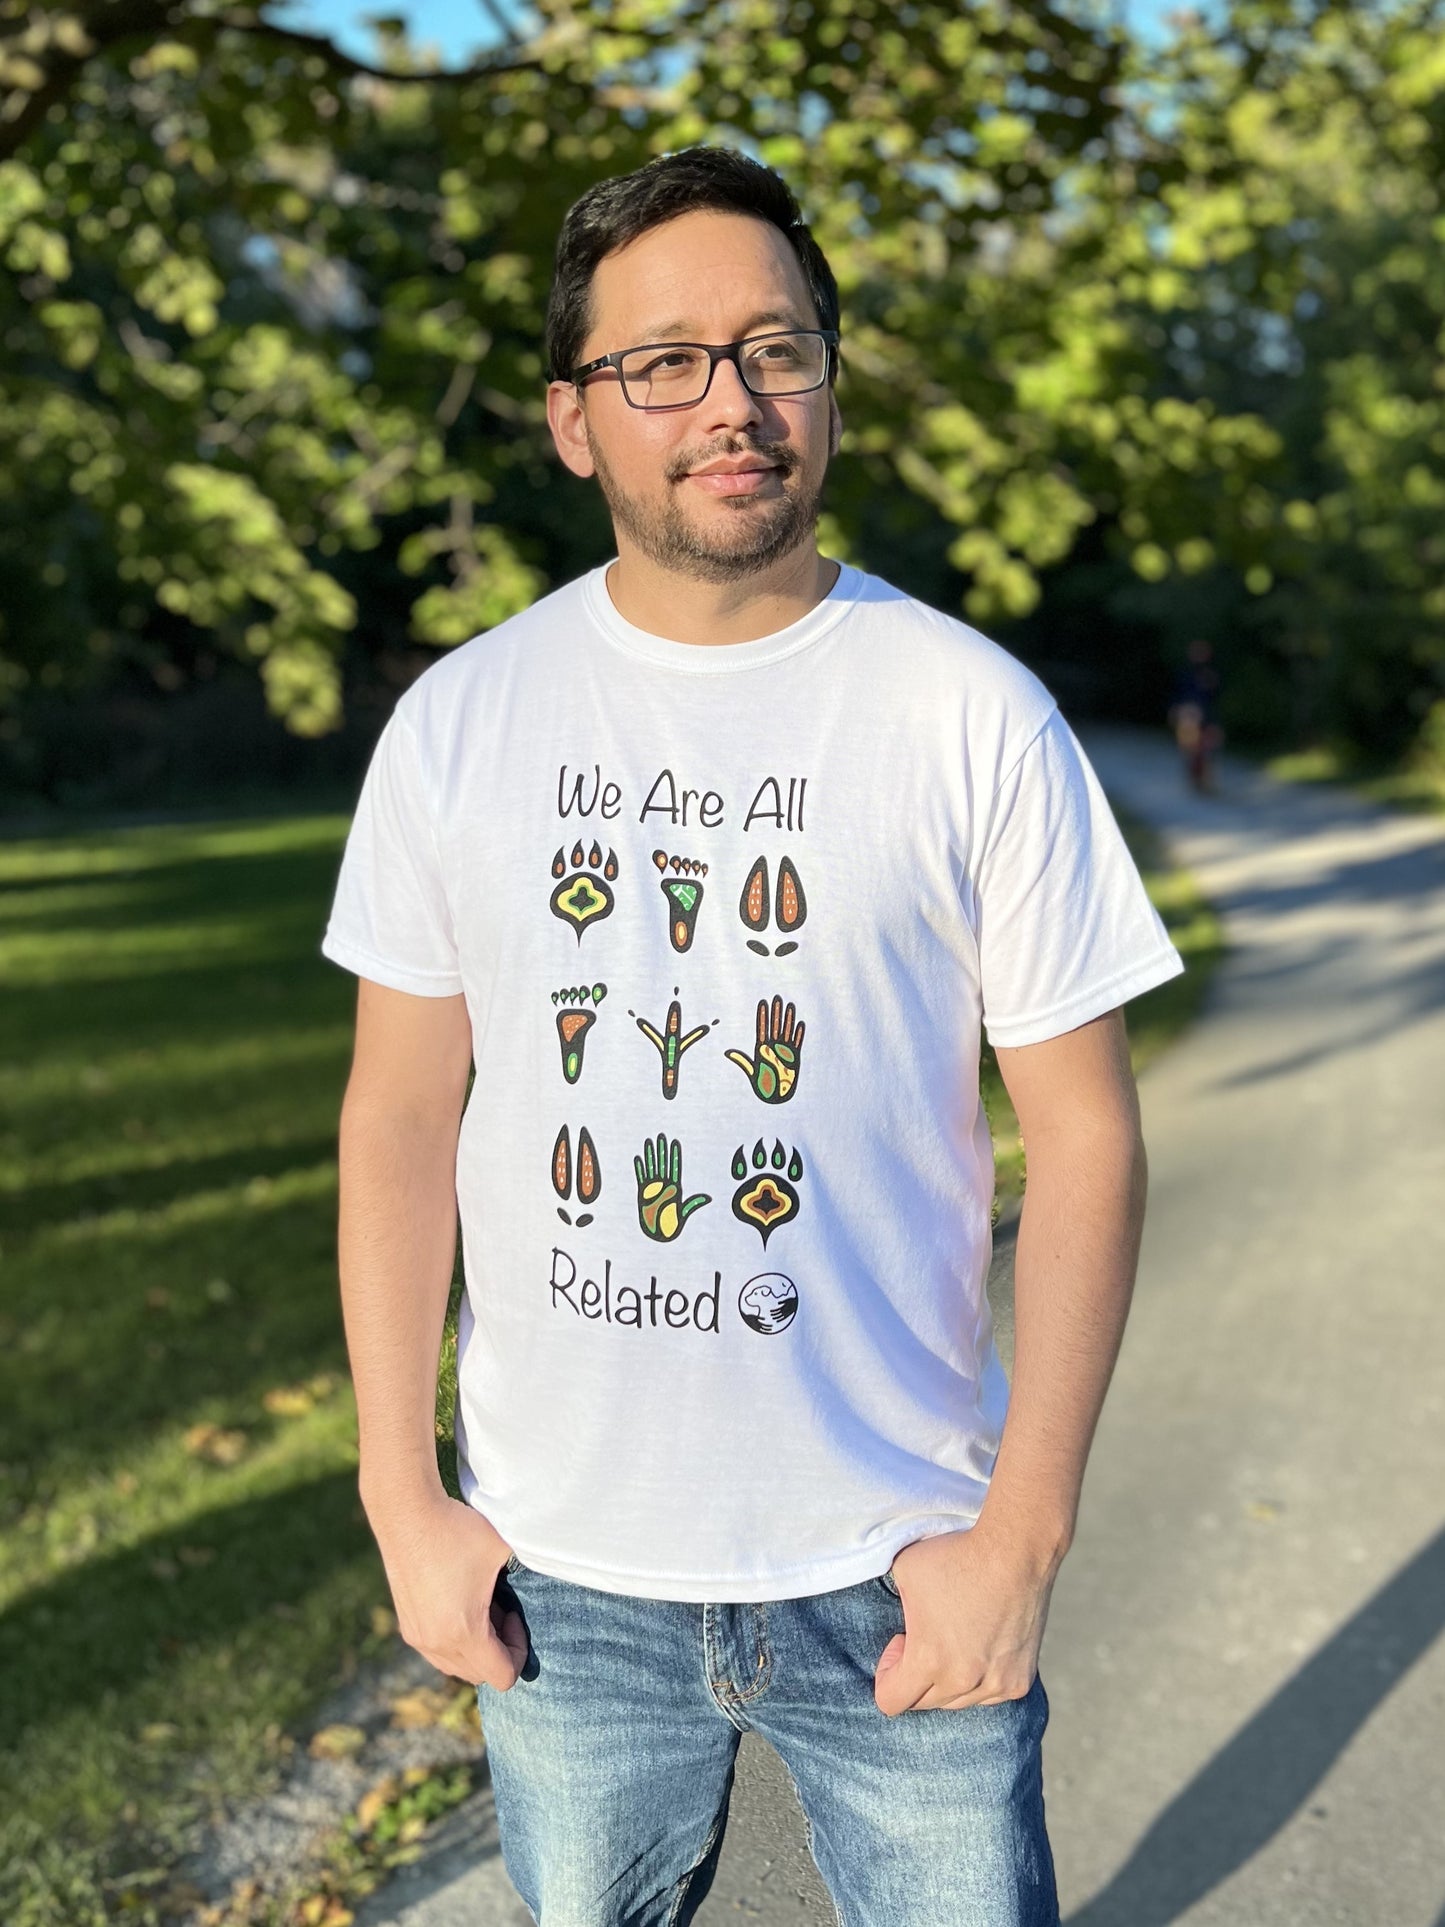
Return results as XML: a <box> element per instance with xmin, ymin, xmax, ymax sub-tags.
<box><xmin>356</xmin><ymin>727</ymin><xmax>1445</xmax><ymax>1927</ymax></box>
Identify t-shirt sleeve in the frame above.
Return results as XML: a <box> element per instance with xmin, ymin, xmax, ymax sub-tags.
<box><xmin>973</xmin><ymin>706</ymin><xmax>1185</xmax><ymax>1047</ymax></box>
<box><xmin>320</xmin><ymin>703</ymin><xmax>464</xmax><ymax>997</ymax></box>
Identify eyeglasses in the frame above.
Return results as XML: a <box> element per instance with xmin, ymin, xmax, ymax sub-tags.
<box><xmin>570</xmin><ymin>329</ymin><xmax>840</xmax><ymax>411</ymax></box>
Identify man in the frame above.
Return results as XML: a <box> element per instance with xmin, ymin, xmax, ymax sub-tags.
<box><xmin>322</xmin><ymin>146</ymin><xmax>1185</xmax><ymax>1927</ymax></box>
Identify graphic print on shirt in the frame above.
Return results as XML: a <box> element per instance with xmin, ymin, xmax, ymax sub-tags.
<box><xmin>738</xmin><ymin>1271</ymin><xmax>799</xmax><ymax>1335</ymax></box>
<box><xmin>552</xmin><ymin>1122</ymin><xmax>601</xmax><ymax>1226</ymax></box>
<box><xmin>731</xmin><ymin>1138</ymin><xmax>804</xmax><ymax>1247</ymax></box>
<box><xmin>738</xmin><ymin>854</ymin><xmax>808</xmax><ymax>956</ymax></box>
<box><xmin>652</xmin><ymin>849</ymin><xmax>708</xmax><ymax>952</ymax></box>
<box><xmin>542</xmin><ymin>762</ymin><xmax>818</xmax><ymax>1330</ymax></box>
<box><xmin>630</xmin><ymin>989</ymin><xmax>719</xmax><ymax>1100</ymax></box>
<box><xmin>634</xmin><ymin>1132</ymin><xmax>712</xmax><ymax>1242</ymax></box>
<box><xmin>725</xmin><ymin>995</ymin><xmax>805</xmax><ymax>1102</ymax></box>
<box><xmin>553</xmin><ymin>983</ymin><xmax>607</xmax><ymax>1084</ymax></box>
<box><xmin>550</xmin><ymin>840</ymin><xmax>619</xmax><ymax>942</ymax></box>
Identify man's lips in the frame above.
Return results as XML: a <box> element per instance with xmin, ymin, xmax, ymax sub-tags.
<box><xmin>683</xmin><ymin>464</ymin><xmax>783</xmax><ymax>496</ymax></box>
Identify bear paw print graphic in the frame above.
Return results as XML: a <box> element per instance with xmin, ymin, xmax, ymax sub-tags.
<box><xmin>550</xmin><ymin>841</ymin><xmax>618</xmax><ymax>943</ymax></box>
<box><xmin>731</xmin><ymin>1138</ymin><xmax>804</xmax><ymax>1247</ymax></box>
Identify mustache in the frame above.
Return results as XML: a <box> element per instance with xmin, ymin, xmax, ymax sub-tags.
<box><xmin>666</xmin><ymin>439</ymin><xmax>798</xmax><ymax>482</ymax></box>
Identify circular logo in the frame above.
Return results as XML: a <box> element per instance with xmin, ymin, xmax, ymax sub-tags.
<box><xmin>738</xmin><ymin>1271</ymin><xmax>799</xmax><ymax>1336</ymax></box>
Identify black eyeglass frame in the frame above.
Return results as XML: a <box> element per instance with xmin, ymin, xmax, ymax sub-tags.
<box><xmin>568</xmin><ymin>328</ymin><xmax>841</xmax><ymax>410</ymax></box>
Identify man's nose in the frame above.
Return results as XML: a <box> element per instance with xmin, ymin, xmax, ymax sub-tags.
<box><xmin>698</xmin><ymin>353</ymin><xmax>765</xmax><ymax>432</ymax></box>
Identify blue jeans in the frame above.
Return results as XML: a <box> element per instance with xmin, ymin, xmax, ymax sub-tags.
<box><xmin>476</xmin><ymin>1552</ymin><xmax>1059</xmax><ymax>1927</ymax></box>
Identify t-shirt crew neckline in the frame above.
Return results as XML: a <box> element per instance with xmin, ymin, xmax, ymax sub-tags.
<box><xmin>582</xmin><ymin>555</ymin><xmax>861</xmax><ymax>673</ymax></box>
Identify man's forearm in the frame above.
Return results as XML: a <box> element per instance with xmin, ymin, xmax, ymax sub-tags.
<box><xmin>338</xmin><ymin>1087</ymin><xmax>463</xmax><ymax>1522</ymax></box>
<box><xmin>979</xmin><ymin>1122</ymin><xmax>1148</xmax><ymax>1563</ymax></box>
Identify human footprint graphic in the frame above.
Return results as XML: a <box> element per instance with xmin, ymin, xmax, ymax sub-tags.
<box><xmin>653</xmin><ymin>850</ymin><xmax>707</xmax><ymax>953</ymax></box>
<box><xmin>633</xmin><ymin>1132</ymin><xmax>711</xmax><ymax>1242</ymax></box>
<box><xmin>553</xmin><ymin>983</ymin><xmax>607</xmax><ymax>1084</ymax></box>
<box><xmin>725</xmin><ymin>995</ymin><xmax>805</xmax><ymax>1103</ymax></box>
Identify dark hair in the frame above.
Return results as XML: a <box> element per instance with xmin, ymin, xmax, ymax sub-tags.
<box><xmin>544</xmin><ymin>145</ymin><xmax>840</xmax><ymax>384</ymax></box>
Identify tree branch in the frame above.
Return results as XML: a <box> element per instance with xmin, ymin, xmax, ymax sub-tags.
<box><xmin>210</xmin><ymin>10</ymin><xmax>553</xmax><ymax>83</ymax></box>
<box><xmin>0</xmin><ymin>0</ymin><xmax>558</xmax><ymax>161</ymax></box>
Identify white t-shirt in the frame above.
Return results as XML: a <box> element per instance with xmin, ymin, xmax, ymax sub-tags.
<box><xmin>322</xmin><ymin>557</ymin><xmax>1184</xmax><ymax>1601</ymax></box>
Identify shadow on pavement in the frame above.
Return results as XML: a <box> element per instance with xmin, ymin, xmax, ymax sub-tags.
<box><xmin>1065</xmin><ymin>1520</ymin><xmax>1445</xmax><ymax>1926</ymax></box>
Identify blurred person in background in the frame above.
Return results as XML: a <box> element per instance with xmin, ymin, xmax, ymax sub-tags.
<box><xmin>321</xmin><ymin>145</ymin><xmax>1185</xmax><ymax>1926</ymax></box>
<box><xmin>1168</xmin><ymin>636</ymin><xmax>1224</xmax><ymax>794</ymax></box>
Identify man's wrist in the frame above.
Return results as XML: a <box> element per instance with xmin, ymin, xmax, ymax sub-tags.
<box><xmin>358</xmin><ymin>1451</ymin><xmax>448</xmax><ymax>1530</ymax></box>
<box><xmin>973</xmin><ymin>1485</ymin><xmax>1075</xmax><ymax>1575</ymax></box>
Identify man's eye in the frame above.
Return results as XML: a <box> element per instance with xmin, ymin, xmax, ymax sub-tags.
<box><xmin>749</xmin><ymin>341</ymin><xmax>802</xmax><ymax>362</ymax></box>
<box><xmin>637</xmin><ymin>351</ymin><xmax>698</xmax><ymax>376</ymax></box>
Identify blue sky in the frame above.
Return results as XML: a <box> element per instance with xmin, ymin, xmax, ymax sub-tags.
<box><xmin>269</xmin><ymin>0</ymin><xmax>1202</xmax><ymax>71</ymax></box>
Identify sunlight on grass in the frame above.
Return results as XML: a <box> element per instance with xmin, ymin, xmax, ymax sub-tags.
<box><xmin>0</xmin><ymin>815</ymin><xmax>385</xmax><ymax>1918</ymax></box>
<box><xmin>1265</xmin><ymin>743</ymin><xmax>1445</xmax><ymax>815</ymax></box>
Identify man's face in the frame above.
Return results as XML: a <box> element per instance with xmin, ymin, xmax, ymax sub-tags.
<box><xmin>547</xmin><ymin>209</ymin><xmax>842</xmax><ymax>583</ymax></box>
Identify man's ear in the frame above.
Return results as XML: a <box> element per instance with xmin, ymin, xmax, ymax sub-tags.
<box><xmin>547</xmin><ymin>379</ymin><xmax>597</xmax><ymax>480</ymax></box>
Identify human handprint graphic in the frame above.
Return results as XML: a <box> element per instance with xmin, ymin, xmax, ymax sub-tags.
<box><xmin>725</xmin><ymin>995</ymin><xmax>805</xmax><ymax>1103</ymax></box>
<box><xmin>633</xmin><ymin>1133</ymin><xmax>711</xmax><ymax>1242</ymax></box>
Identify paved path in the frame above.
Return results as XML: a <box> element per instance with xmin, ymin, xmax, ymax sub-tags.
<box><xmin>1043</xmin><ymin>728</ymin><xmax>1445</xmax><ymax>1927</ymax></box>
<box><xmin>359</xmin><ymin>728</ymin><xmax>1445</xmax><ymax>1927</ymax></box>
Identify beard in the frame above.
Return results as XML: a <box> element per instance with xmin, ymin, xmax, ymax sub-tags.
<box><xmin>585</xmin><ymin>426</ymin><xmax>829</xmax><ymax>584</ymax></box>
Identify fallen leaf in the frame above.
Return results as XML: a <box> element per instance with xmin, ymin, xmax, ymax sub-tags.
<box><xmin>355</xmin><ymin>1774</ymin><xmax>401</xmax><ymax>1831</ymax></box>
<box><xmin>183</xmin><ymin>1422</ymin><xmax>249</xmax><ymax>1466</ymax></box>
<box><xmin>263</xmin><ymin>1385</ymin><xmax>314</xmax><ymax>1417</ymax></box>
<box><xmin>308</xmin><ymin>1723</ymin><xmax>367</xmax><ymax>1761</ymax></box>
<box><xmin>388</xmin><ymin>1685</ymin><xmax>455</xmax><ymax>1730</ymax></box>
<box><xmin>141</xmin><ymin>1721</ymin><xmax>180</xmax><ymax>1744</ymax></box>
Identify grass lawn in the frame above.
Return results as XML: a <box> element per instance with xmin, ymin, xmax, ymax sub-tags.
<box><xmin>1261</xmin><ymin>742</ymin><xmax>1445</xmax><ymax>816</ymax></box>
<box><xmin>0</xmin><ymin>816</ymin><xmax>391</xmax><ymax>1925</ymax></box>
<box><xmin>0</xmin><ymin>799</ymin><xmax>1222</xmax><ymax>1925</ymax></box>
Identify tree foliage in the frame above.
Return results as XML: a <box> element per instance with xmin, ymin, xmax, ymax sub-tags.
<box><xmin>2</xmin><ymin>0</ymin><xmax>1444</xmax><ymax>778</ymax></box>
